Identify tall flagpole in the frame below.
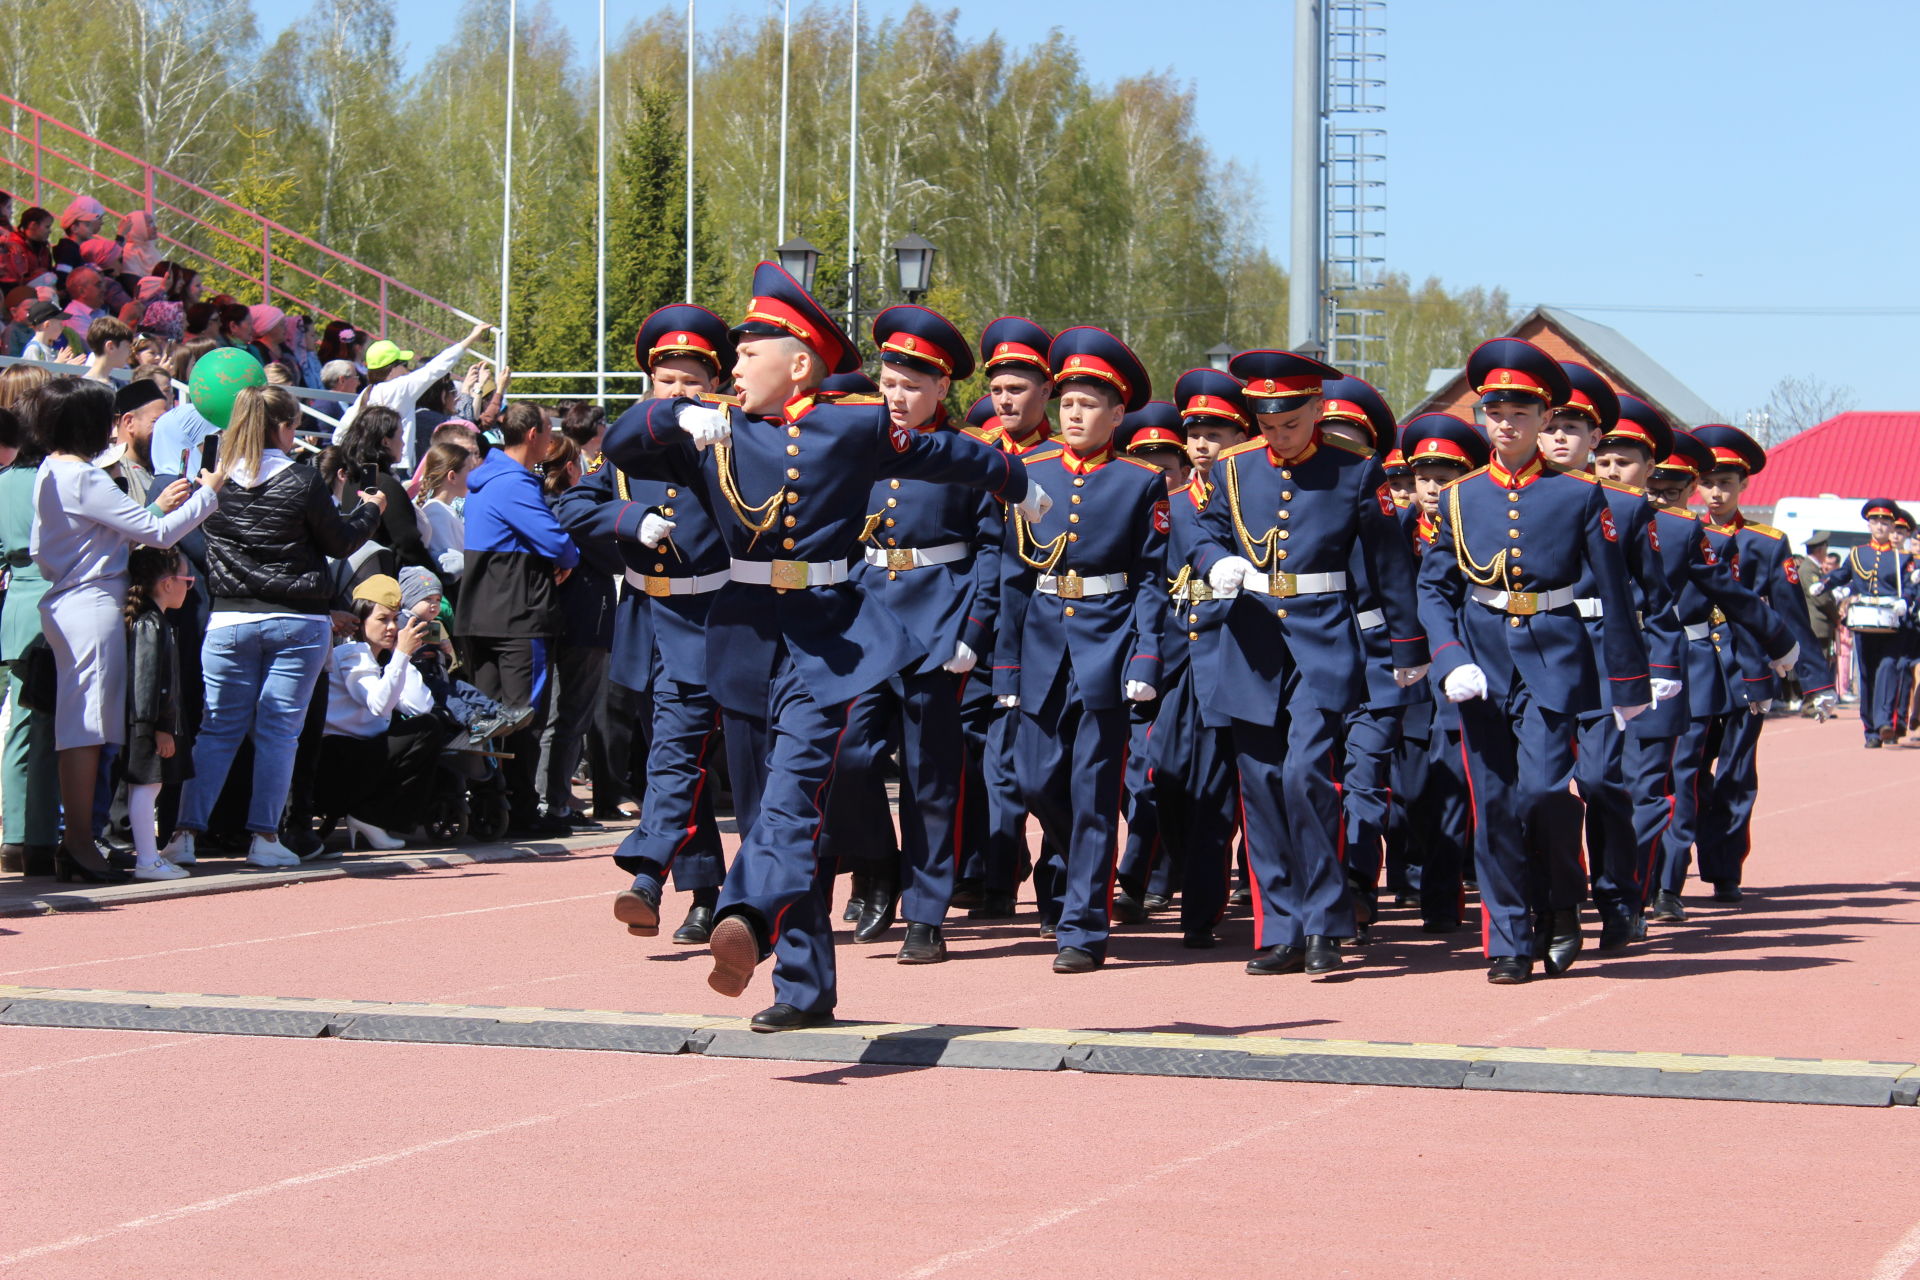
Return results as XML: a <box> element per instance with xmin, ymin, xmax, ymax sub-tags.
<box><xmin>595</xmin><ymin>0</ymin><xmax>607</xmax><ymax>404</ymax></box>
<box><xmin>845</xmin><ymin>0</ymin><xmax>858</xmax><ymax>339</ymax></box>
<box><xmin>776</xmin><ymin>0</ymin><xmax>791</xmax><ymax>243</ymax></box>
<box><xmin>684</xmin><ymin>0</ymin><xmax>696</xmax><ymax>302</ymax></box>
<box><xmin>497</xmin><ymin>0</ymin><xmax>518</xmax><ymax>369</ymax></box>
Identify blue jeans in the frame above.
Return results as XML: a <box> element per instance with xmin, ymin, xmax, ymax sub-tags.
<box><xmin>178</xmin><ymin>616</ymin><xmax>333</xmax><ymax>836</ymax></box>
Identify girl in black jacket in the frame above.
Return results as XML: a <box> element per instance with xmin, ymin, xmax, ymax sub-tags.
<box><xmin>125</xmin><ymin>546</ymin><xmax>194</xmax><ymax>881</ymax></box>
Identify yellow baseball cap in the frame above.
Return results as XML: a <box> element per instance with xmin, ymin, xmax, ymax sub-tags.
<box><xmin>352</xmin><ymin>574</ymin><xmax>403</xmax><ymax>609</ymax></box>
<box><xmin>364</xmin><ymin>339</ymin><xmax>414</xmax><ymax>371</ymax></box>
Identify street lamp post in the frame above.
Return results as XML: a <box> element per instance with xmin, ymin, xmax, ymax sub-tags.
<box><xmin>776</xmin><ymin>236</ymin><xmax>820</xmax><ymax>293</ymax></box>
<box><xmin>1206</xmin><ymin>341</ymin><xmax>1236</xmax><ymax>372</ymax></box>
<box><xmin>891</xmin><ymin>232</ymin><xmax>936</xmax><ymax>302</ymax></box>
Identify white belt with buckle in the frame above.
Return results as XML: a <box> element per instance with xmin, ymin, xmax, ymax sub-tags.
<box><xmin>1037</xmin><ymin>571</ymin><xmax>1128</xmax><ymax>599</ymax></box>
<box><xmin>1471</xmin><ymin>584</ymin><xmax>1583</xmax><ymax>616</ymax></box>
<box><xmin>1241</xmin><ymin>570</ymin><xmax>1349</xmax><ymax>599</ymax></box>
<box><xmin>1356</xmin><ymin>608</ymin><xmax>1385</xmax><ymax>631</ymax></box>
<box><xmin>624</xmin><ymin>567</ymin><xmax>730</xmax><ymax>598</ymax></box>
<box><xmin>1684</xmin><ymin>621</ymin><xmax>1713</xmax><ymax>641</ymax></box>
<box><xmin>862</xmin><ymin>542</ymin><xmax>968</xmax><ymax>572</ymax></box>
<box><xmin>728</xmin><ymin>557</ymin><xmax>851</xmax><ymax>589</ymax></box>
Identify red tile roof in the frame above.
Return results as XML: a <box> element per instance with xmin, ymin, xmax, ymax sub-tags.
<box><xmin>1738</xmin><ymin>413</ymin><xmax>1920</xmax><ymax>506</ymax></box>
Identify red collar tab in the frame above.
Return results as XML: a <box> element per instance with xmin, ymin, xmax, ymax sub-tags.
<box><xmin>1061</xmin><ymin>445</ymin><xmax>1113</xmax><ymax>475</ymax></box>
<box><xmin>1869</xmin><ymin>538</ymin><xmax>1894</xmax><ymax>550</ymax></box>
<box><xmin>1416</xmin><ymin>511</ymin><xmax>1439</xmax><ymax>543</ymax></box>
<box><xmin>1001</xmin><ymin>421</ymin><xmax>1052</xmax><ymax>453</ymax></box>
<box><xmin>1488</xmin><ymin>451</ymin><xmax>1546</xmax><ymax>489</ymax></box>
<box><xmin>779</xmin><ymin>390</ymin><xmax>819</xmax><ymax>423</ymax></box>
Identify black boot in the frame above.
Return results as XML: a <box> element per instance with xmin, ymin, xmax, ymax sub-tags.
<box><xmin>897</xmin><ymin>922</ymin><xmax>947</xmax><ymax>964</ymax></box>
<box><xmin>1544</xmin><ymin>907</ymin><xmax>1583</xmax><ymax>975</ymax></box>
<box><xmin>842</xmin><ymin>873</ymin><xmax>870</xmax><ymax>924</ymax></box>
<box><xmin>853</xmin><ymin>879</ymin><xmax>899</xmax><ymax>943</ymax></box>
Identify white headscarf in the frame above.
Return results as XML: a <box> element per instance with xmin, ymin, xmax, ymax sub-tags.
<box><xmin>119</xmin><ymin>211</ymin><xmax>161</xmax><ymax>278</ymax></box>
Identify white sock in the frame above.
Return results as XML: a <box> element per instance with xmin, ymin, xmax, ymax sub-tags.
<box><xmin>130</xmin><ymin>783</ymin><xmax>163</xmax><ymax>866</ymax></box>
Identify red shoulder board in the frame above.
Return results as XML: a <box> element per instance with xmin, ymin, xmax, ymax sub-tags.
<box><xmin>888</xmin><ymin>421</ymin><xmax>912</xmax><ymax>453</ymax></box>
<box><xmin>1648</xmin><ymin>522</ymin><xmax>1661</xmax><ymax>553</ymax></box>
<box><xmin>1376</xmin><ymin>482</ymin><xmax>1395</xmax><ymax>518</ymax></box>
<box><xmin>1784</xmin><ymin>556</ymin><xmax>1800</xmax><ymax>585</ymax></box>
<box><xmin>1600</xmin><ymin>508</ymin><xmax>1618</xmax><ymax>542</ymax></box>
<box><xmin>1152</xmin><ymin>499</ymin><xmax>1170</xmax><ymax>534</ymax></box>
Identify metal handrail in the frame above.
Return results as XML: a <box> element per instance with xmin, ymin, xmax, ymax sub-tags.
<box><xmin>0</xmin><ymin>92</ymin><xmax>489</xmax><ymax>351</ymax></box>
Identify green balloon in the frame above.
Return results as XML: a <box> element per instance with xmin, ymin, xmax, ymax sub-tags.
<box><xmin>187</xmin><ymin>347</ymin><xmax>266</xmax><ymax>430</ymax></box>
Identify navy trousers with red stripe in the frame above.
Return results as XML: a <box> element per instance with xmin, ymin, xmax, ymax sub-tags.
<box><xmin>1455</xmin><ymin>691</ymin><xmax>1581</xmax><ymax>959</ymax></box>
<box><xmin>1232</xmin><ymin>672</ymin><xmax>1354</xmax><ymax>948</ymax></box>
<box><xmin>612</xmin><ymin>655</ymin><xmax>725</xmax><ymax>892</ymax></box>
<box><xmin>1018</xmin><ymin>661</ymin><xmax>1127</xmax><ymax>961</ymax></box>
<box><xmin>829</xmin><ymin>667</ymin><xmax>970</xmax><ymax>926</ymax></box>
<box><xmin>715</xmin><ymin>650</ymin><xmax>851</xmax><ymax>1015</ymax></box>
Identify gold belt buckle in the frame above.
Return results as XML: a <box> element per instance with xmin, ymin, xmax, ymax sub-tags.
<box><xmin>887</xmin><ymin>548</ymin><xmax>916</xmax><ymax>572</ymax></box>
<box><xmin>1268</xmin><ymin>571</ymin><xmax>1297</xmax><ymax>598</ymax></box>
<box><xmin>770</xmin><ymin>559</ymin><xmax>810</xmax><ymax>590</ymax></box>
<box><xmin>1188</xmin><ymin>581</ymin><xmax>1213</xmax><ymax>602</ymax></box>
<box><xmin>643</xmin><ymin>575</ymin><xmax>672</xmax><ymax>598</ymax></box>
<box><xmin>1056</xmin><ymin>571</ymin><xmax>1084</xmax><ymax>600</ymax></box>
<box><xmin>1506</xmin><ymin>591</ymin><xmax>1539</xmax><ymax>616</ymax></box>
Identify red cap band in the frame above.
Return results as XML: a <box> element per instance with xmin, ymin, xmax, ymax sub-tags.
<box><xmin>649</xmin><ymin>330</ymin><xmax>717</xmax><ymax>366</ymax></box>
<box><xmin>879</xmin><ymin>331</ymin><xmax>953</xmax><ymax>374</ymax></box>
<box><xmin>1127</xmin><ymin>426</ymin><xmax>1185</xmax><ymax>451</ymax></box>
<box><xmin>1410</xmin><ymin>436</ymin><xmax>1472</xmax><ymax>466</ymax></box>
<box><xmin>1708</xmin><ymin>446</ymin><xmax>1749</xmax><ymax>471</ymax></box>
<box><xmin>1246</xmin><ymin>374</ymin><xmax>1322</xmax><ymax>398</ymax></box>
<box><xmin>1058</xmin><ymin>352</ymin><xmax>1132</xmax><ymax>402</ymax></box>
<box><xmin>986</xmin><ymin>341</ymin><xmax>1047</xmax><ymax>370</ymax></box>
<box><xmin>1477</xmin><ymin>367</ymin><xmax>1551</xmax><ymax>399</ymax></box>
<box><xmin>1181</xmin><ymin>392</ymin><xmax>1249</xmax><ymax>427</ymax></box>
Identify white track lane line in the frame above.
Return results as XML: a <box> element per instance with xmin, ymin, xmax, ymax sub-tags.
<box><xmin>1871</xmin><ymin>1219</ymin><xmax>1920</xmax><ymax>1280</ymax></box>
<box><xmin>0</xmin><ymin>1038</ymin><xmax>194</xmax><ymax>1080</ymax></box>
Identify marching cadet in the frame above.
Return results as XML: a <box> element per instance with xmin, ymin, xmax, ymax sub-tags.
<box><xmin>1383</xmin><ymin>447</ymin><xmax>1415</xmax><ymax>507</ymax></box>
<box><xmin>960</xmin><ymin>318</ymin><xmax>1067</xmax><ymax>921</ymax></box>
<box><xmin>1690</xmin><ymin>424</ymin><xmax>1833</xmax><ymax>904</ymax></box>
<box><xmin>1316</xmin><ymin>374</ymin><xmax>1408</xmax><ymax>941</ymax></box>
<box><xmin>995</xmin><ymin>327</ymin><xmax>1167</xmax><ymax>973</ymax></box>
<box><xmin>1114</xmin><ymin>400</ymin><xmax>1191</xmax><ymax>920</ymax></box>
<box><xmin>1194</xmin><ymin>350</ymin><xmax>1428</xmax><ymax>978</ymax></box>
<box><xmin>569</xmin><ymin>305</ymin><xmax>734</xmax><ymax>946</ymax></box>
<box><xmin>1416</xmin><ymin>337</ymin><xmax>1650</xmax><ymax>983</ymax></box>
<box><xmin>602</xmin><ymin>262</ymin><xmax>1045</xmax><ymax>1029</ymax></box>
<box><xmin>828</xmin><ymin>305</ymin><xmax>1000</xmax><ymax>964</ymax></box>
<box><xmin>1393</xmin><ymin>414</ymin><xmax>1487</xmax><ymax>934</ymax></box>
<box><xmin>1608</xmin><ymin>422</ymin><xmax>1797</xmax><ymax>927</ymax></box>
<box><xmin>1813</xmin><ymin>499</ymin><xmax>1914</xmax><ymax>746</ymax></box>
<box><xmin>1540</xmin><ymin>365</ymin><xmax>1678</xmax><ymax>955</ymax></box>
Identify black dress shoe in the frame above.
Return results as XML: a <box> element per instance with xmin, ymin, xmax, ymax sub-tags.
<box><xmin>1487</xmin><ymin>956</ymin><xmax>1532</xmax><ymax>984</ymax></box>
<box><xmin>1181</xmin><ymin>929</ymin><xmax>1216</xmax><ymax>949</ymax></box>
<box><xmin>1052</xmin><ymin>946</ymin><xmax>1100</xmax><ymax>974</ymax></box>
<box><xmin>612</xmin><ymin>885</ymin><xmax>661</xmax><ymax>937</ymax></box>
<box><xmin>967</xmin><ymin>892</ymin><xmax>1017</xmax><ymax>919</ymax></box>
<box><xmin>1393</xmin><ymin>891</ymin><xmax>1420</xmax><ymax>908</ymax></box>
<box><xmin>853</xmin><ymin>880</ymin><xmax>899</xmax><ymax>942</ymax></box>
<box><xmin>897</xmin><ymin>922</ymin><xmax>948</xmax><ymax>964</ymax></box>
<box><xmin>1111</xmin><ymin>890</ymin><xmax>1147</xmax><ymax>925</ymax></box>
<box><xmin>1597</xmin><ymin>913</ymin><xmax>1632</xmax><ymax>951</ymax></box>
<box><xmin>1421</xmin><ymin>916</ymin><xmax>1463</xmax><ymax>934</ymax></box>
<box><xmin>1038</xmin><ymin>920</ymin><xmax>1057</xmax><ymax>939</ymax></box>
<box><xmin>1349</xmin><ymin>921</ymin><xmax>1374</xmax><ymax>947</ymax></box>
<box><xmin>1228</xmin><ymin>887</ymin><xmax>1253</xmax><ymax>908</ymax></box>
<box><xmin>565</xmin><ymin>811</ymin><xmax>605</xmax><ymax>830</ymax></box>
<box><xmin>1865</xmin><ymin>736</ymin><xmax>1884</xmax><ymax>748</ymax></box>
<box><xmin>1710</xmin><ymin>882</ymin><xmax>1743</xmax><ymax>904</ymax></box>
<box><xmin>1305</xmin><ymin>935</ymin><xmax>1343</xmax><ymax>975</ymax></box>
<box><xmin>1544</xmin><ymin>908</ymin><xmax>1582</xmax><ymax>975</ymax></box>
<box><xmin>1647</xmin><ymin>890</ymin><xmax>1686</xmax><ymax>923</ymax></box>
<box><xmin>1142</xmin><ymin>892</ymin><xmax>1173</xmax><ymax>912</ymax></box>
<box><xmin>843</xmin><ymin>872</ymin><xmax>872</xmax><ymax>923</ymax></box>
<box><xmin>750</xmin><ymin>1003</ymin><xmax>831</xmax><ymax>1032</ymax></box>
<box><xmin>950</xmin><ymin>878</ymin><xmax>986</xmax><ymax>909</ymax></box>
<box><xmin>672</xmin><ymin>904</ymin><xmax>714</xmax><ymax>945</ymax></box>
<box><xmin>1245</xmin><ymin>944</ymin><xmax>1305</xmax><ymax>975</ymax></box>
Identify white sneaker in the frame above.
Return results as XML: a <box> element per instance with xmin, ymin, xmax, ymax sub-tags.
<box><xmin>133</xmin><ymin>860</ymin><xmax>190</xmax><ymax>881</ymax></box>
<box><xmin>345</xmin><ymin>817</ymin><xmax>406</xmax><ymax>852</ymax></box>
<box><xmin>160</xmin><ymin>832</ymin><xmax>196</xmax><ymax>865</ymax></box>
<box><xmin>247</xmin><ymin>835</ymin><xmax>300</xmax><ymax>868</ymax></box>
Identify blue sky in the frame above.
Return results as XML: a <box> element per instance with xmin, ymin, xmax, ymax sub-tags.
<box><xmin>268</xmin><ymin>0</ymin><xmax>1920</xmax><ymax>416</ymax></box>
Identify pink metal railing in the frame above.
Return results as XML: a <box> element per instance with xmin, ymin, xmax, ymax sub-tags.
<box><xmin>0</xmin><ymin>92</ymin><xmax>488</xmax><ymax>350</ymax></box>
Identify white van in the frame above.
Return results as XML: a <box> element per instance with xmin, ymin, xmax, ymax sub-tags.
<box><xmin>1767</xmin><ymin>496</ymin><xmax>1920</xmax><ymax>557</ymax></box>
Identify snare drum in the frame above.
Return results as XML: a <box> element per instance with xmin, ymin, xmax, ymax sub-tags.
<box><xmin>1846</xmin><ymin>596</ymin><xmax>1902</xmax><ymax>634</ymax></box>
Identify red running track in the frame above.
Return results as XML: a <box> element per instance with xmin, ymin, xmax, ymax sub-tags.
<box><xmin>3</xmin><ymin>713</ymin><xmax>1919</xmax><ymax>1277</ymax></box>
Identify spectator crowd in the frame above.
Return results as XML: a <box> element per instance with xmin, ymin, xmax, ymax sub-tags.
<box><xmin>1</xmin><ymin>189</ymin><xmax>632</xmax><ymax>882</ymax></box>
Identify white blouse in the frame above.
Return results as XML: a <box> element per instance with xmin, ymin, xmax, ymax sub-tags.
<box><xmin>324</xmin><ymin>641</ymin><xmax>434</xmax><ymax>739</ymax></box>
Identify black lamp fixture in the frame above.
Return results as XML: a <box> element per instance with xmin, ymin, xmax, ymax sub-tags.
<box><xmin>1206</xmin><ymin>341</ymin><xmax>1235</xmax><ymax>372</ymax></box>
<box><xmin>891</xmin><ymin>231</ymin><xmax>936</xmax><ymax>302</ymax></box>
<box><xmin>776</xmin><ymin>236</ymin><xmax>820</xmax><ymax>293</ymax></box>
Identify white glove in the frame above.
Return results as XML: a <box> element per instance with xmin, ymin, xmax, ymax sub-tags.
<box><xmin>1443</xmin><ymin>664</ymin><xmax>1487</xmax><ymax>703</ymax></box>
<box><xmin>1749</xmin><ymin>698</ymin><xmax>1774</xmax><ymax>716</ymax></box>
<box><xmin>436</xmin><ymin>548</ymin><xmax>464</xmax><ymax>578</ymax></box>
<box><xmin>1612</xmin><ymin>702</ymin><xmax>1651</xmax><ymax>731</ymax></box>
<box><xmin>1809</xmin><ymin>580</ymin><xmax>1826</xmax><ymax>597</ymax></box>
<box><xmin>1813</xmin><ymin>692</ymin><xmax>1837</xmax><ymax>711</ymax></box>
<box><xmin>1393</xmin><ymin>664</ymin><xmax>1430</xmax><ymax>689</ymax></box>
<box><xmin>995</xmin><ymin>694</ymin><xmax>1019</xmax><ymax>709</ymax></box>
<box><xmin>1208</xmin><ymin>555</ymin><xmax>1255</xmax><ymax>598</ymax></box>
<box><xmin>638</xmin><ymin>513</ymin><xmax>677</xmax><ymax>549</ymax></box>
<box><xmin>677</xmin><ymin>403</ymin><xmax>731</xmax><ymax>449</ymax></box>
<box><xmin>942</xmin><ymin>641</ymin><xmax>977</xmax><ymax>675</ymax></box>
<box><xmin>1650</xmin><ymin>677</ymin><xmax>1683</xmax><ymax>703</ymax></box>
<box><xmin>1124</xmin><ymin>680</ymin><xmax>1157</xmax><ymax>702</ymax></box>
<box><xmin>1015</xmin><ymin>481</ymin><xmax>1053</xmax><ymax>522</ymax></box>
<box><xmin>1769</xmin><ymin>641</ymin><xmax>1800</xmax><ymax>679</ymax></box>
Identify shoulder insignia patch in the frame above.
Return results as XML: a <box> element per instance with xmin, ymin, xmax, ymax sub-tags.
<box><xmin>1598</xmin><ymin>477</ymin><xmax>1645</xmax><ymax>495</ymax></box>
<box><xmin>1557</xmin><ymin>469</ymin><xmax>1599</xmax><ymax>484</ymax></box>
<box><xmin>1783</xmin><ymin>556</ymin><xmax>1800</xmax><ymax>585</ymax></box>
<box><xmin>1744</xmin><ymin>522</ymin><xmax>1786</xmax><ymax>540</ymax></box>
<box><xmin>962</xmin><ymin>425</ymin><xmax>997</xmax><ymax>445</ymax></box>
<box><xmin>1152</xmin><ymin>498</ymin><xmax>1170</xmax><ymax>534</ymax></box>
<box><xmin>1600</xmin><ymin>508</ymin><xmax>1619</xmax><ymax>542</ymax></box>
<box><xmin>1116</xmin><ymin>455</ymin><xmax>1163</xmax><ymax>473</ymax></box>
<box><xmin>835</xmin><ymin>393</ymin><xmax>885</xmax><ymax>405</ymax></box>
<box><xmin>1458</xmin><ymin>464</ymin><xmax>1492</xmax><ymax>484</ymax></box>
<box><xmin>1661</xmin><ymin>505</ymin><xmax>1697</xmax><ymax>519</ymax></box>
<box><xmin>1375</xmin><ymin>481</ymin><xmax>1396</xmax><ymax>517</ymax></box>
<box><xmin>1221</xmin><ymin>439</ymin><xmax>1269</xmax><ymax>460</ymax></box>
<box><xmin>888</xmin><ymin>421</ymin><xmax>912</xmax><ymax>453</ymax></box>
<box><xmin>1323</xmin><ymin>434</ymin><xmax>1372</xmax><ymax>457</ymax></box>
<box><xmin>1024</xmin><ymin>448</ymin><xmax>1065</xmax><ymax>465</ymax></box>
<box><xmin>1648</xmin><ymin>521</ymin><xmax>1661</xmax><ymax>553</ymax></box>
<box><xmin>697</xmin><ymin>392</ymin><xmax>742</xmax><ymax>407</ymax></box>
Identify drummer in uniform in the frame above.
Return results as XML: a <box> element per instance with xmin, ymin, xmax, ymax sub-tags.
<box><xmin>1813</xmin><ymin>499</ymin><xmax>1914</xmax><ymax>746</ymax></box>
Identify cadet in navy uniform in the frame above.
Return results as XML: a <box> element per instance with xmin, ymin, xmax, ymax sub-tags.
<box><xmin>1538</xmin><ymin>365</ymin><xmax>1678</xmax><ymax>956</ymax></box>
<box><xmin>1315</xmin><ymin>374</ymin><xmax>1409</xmax><ymax>941</ymax></box>
<box><xmin>1691</xmin><ymin>424</ymin><xmax>1832</xmax><ymax>903</ymax></box>
<box><xmin>995</xmin><ymin>327</ymin><xmax>1166</xmax><ymax>973</ymax></box>
<box><xmin>1112</xmin><ymin>400</ymin><xmax>1191</xmax><ymax>921</ymax></box>
<box><xmin>1394</xmin><ymin>414</ymin><xmax>1487</xmax><ymax>934</ymax></box>
<box><xmin>568</xmin><ymin>305</ymin><xmax>734</xmax><ymax>946</ymax></box>
<box><xmin>1606</xmin><ymin>423</ymin><xmax>1797</xmax><ymax>927</ymax></box>
<box><xmin>1194</xmin><ymin>351</ymin><xmax>1429</xmax><ymax>978</ymax></box>
<box><xmin>1813</xmin><ymin>499</ymin><xmax>1913</xmax><ymax>745</ymax></box>
<box><xmin>1416</xmin><ymin>338</ymin><xmax>1651</xmax><ymax>983</ymax></box>
<box><xmin>829</xmin><ymin>305</ymin><xmax>1000</xmax><ymax>964</ymax></box>
<box><xmin>959</xmin><ymin>317</ymin><xmax>1058</xmax><ymax>921</ymax></box>
<box><xmin>602</xmin><ymin>262</ymin><xmax>1044</xmax><ymax>1029</ymax></box>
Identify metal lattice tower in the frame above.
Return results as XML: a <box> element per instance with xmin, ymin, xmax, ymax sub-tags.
<box><xmin>1322</xmin><ymin>1</ymin><xmax>1386</xmax><ymax>374</ymax></box>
